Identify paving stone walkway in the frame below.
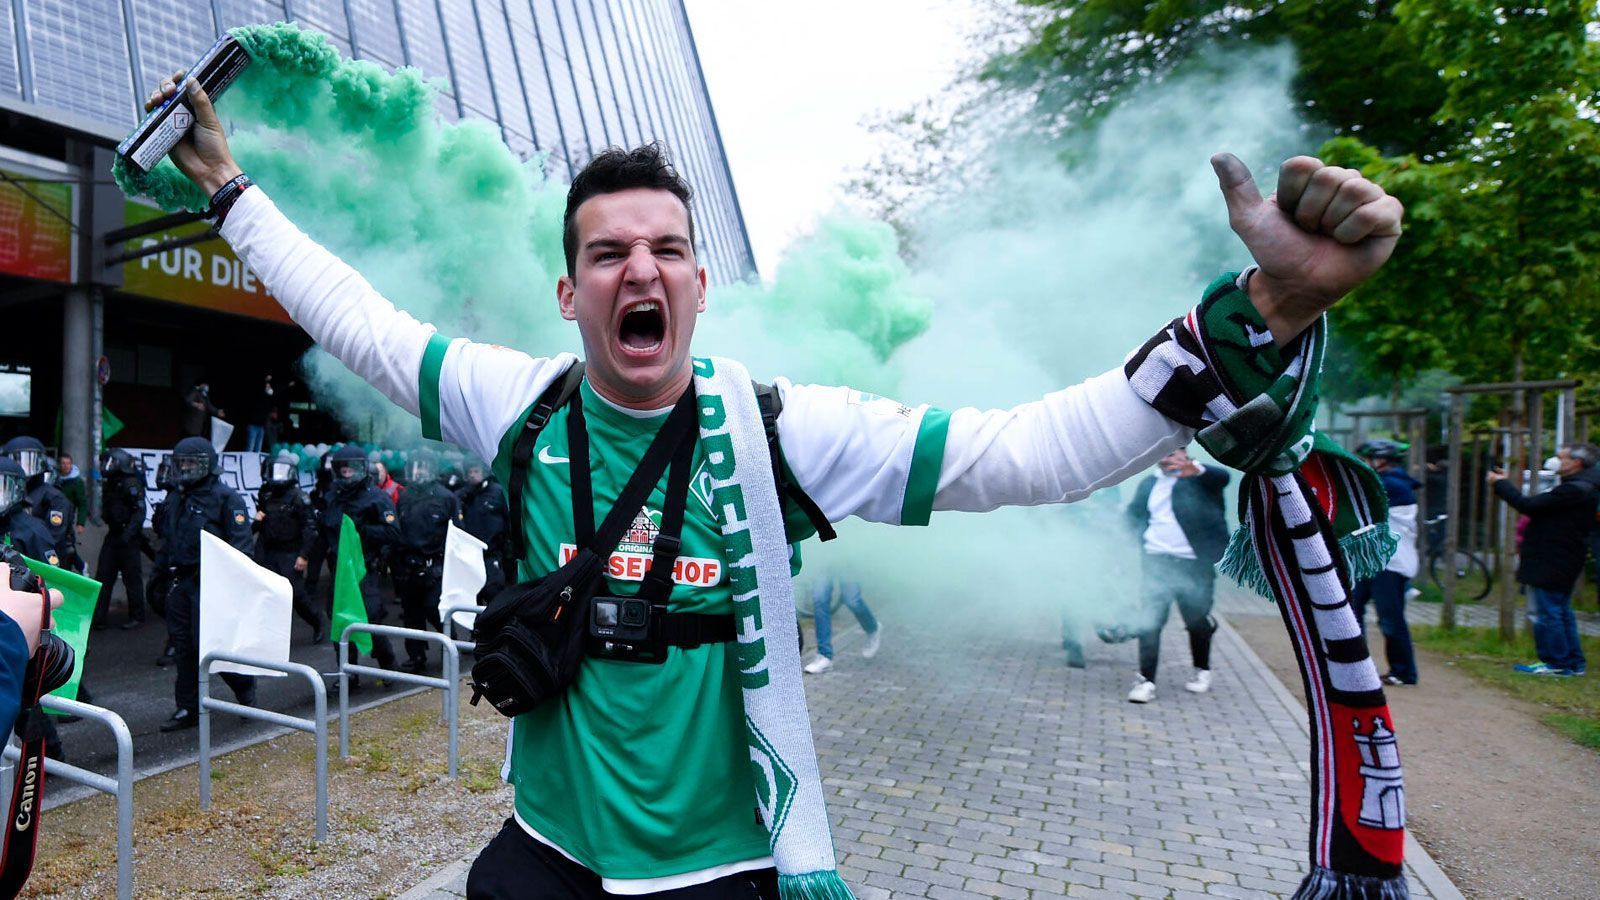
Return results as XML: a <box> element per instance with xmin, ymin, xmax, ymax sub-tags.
<box><xmin>401</xmin><ymin>600</ymin><xmax>1459</xmax><ymax>899</ymax></box>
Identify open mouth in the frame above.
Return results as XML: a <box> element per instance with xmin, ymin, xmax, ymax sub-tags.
<box><xmin>617</xmin><ymin>300</ymin><xmax>666</xmax><ymax>354</ymax></box>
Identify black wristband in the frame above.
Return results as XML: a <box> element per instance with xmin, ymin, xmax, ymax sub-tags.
<box><xmin>208</xmin><ymin>173</ymin><xmax>253</xmax><ymax>226</ymax></box>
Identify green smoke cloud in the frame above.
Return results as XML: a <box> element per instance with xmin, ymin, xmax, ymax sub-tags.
<box><xmin>114</xmin><ymin>24</ymin><xmax>1314</xmax><ymax>634</ymax></box>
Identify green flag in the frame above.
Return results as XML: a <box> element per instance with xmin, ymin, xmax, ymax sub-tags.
<box><xmin>20</xmin><ymin>556</ymin><xmax>100</xmax><ymax>707</ymax></box>
<box><xmin>332</xmin><ymin>515</ymin><xmax>371</xmax><ymax>655</ymax></box>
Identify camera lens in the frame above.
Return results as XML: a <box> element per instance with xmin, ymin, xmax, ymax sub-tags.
<box><xmin>595</xmin><ymin>601</ymin><xmax>619</xmax><ymax>627</ymax></box>
<box><xmin>621</xmin><ymin>600</ymin><xmax>648</xmax><ymax>627</ymax></box>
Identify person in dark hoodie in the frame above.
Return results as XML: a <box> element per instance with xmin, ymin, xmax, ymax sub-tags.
<box><xmin>1489</xmin><ymin>443</ymin><xmax>1599</xmax><ymax>677</ymax></box>
<box><xmin>1353</xmin><ymin>440</ymin><xmax>1421</xmax><ymax>685</ymax></box>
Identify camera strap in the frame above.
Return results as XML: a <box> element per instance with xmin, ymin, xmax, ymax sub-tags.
<box><xmin>568</xmin><ymin>385</ymin><xmax>699</xmax><ymax>607</ymax></box>
<box><xmin>0</xmin><ymin>579</ymin><xmax>58</xmax><ymax>898</ymax></box>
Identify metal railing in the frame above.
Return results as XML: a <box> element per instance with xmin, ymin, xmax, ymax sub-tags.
<box><xmin>0</xmin><ymin>696</ymin><xmax>134</xmax><ymax>900</ymax></box>
<box><xmin>439</xmin><ymin>603</ymin><xmax>484</xmax><ymax>655</ymax></box>
<box><xmin>337</xmin><ymin>624</ymin><xmax>459</xmax><ymax>777</ymax></box>
<box><xmin>198</xmin><ymin>653</ymin><xmax>328</xmax><ymax>841</ymax></box>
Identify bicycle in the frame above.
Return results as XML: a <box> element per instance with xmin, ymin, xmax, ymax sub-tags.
<box><xmin>1423</xmin><ymin>514</ymin><xmax>1493</xmax><ymax>601</ymax></box>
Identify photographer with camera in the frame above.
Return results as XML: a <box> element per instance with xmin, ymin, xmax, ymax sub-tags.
<box><xmin>145</xmin><ymin>65</ymin><xmax>1405</xmax><ymax>898</ymax></box>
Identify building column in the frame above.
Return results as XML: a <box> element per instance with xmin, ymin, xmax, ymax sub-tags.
<box><xmin>61</xmin><ymin>285</ymin><xmax>101</xmax><ymax>518</ymax></box>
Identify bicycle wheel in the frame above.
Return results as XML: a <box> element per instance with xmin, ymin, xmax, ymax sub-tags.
<box><xmin>1429</xmin><ymin>550</ymin><xmax>1493</xmax><ymax>601</ymax></box>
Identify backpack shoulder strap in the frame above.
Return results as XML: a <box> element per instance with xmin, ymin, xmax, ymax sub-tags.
<box><xmin>506</xmin><ymin>361</ymin><xmax>586</xmax><ymax>565</ymax></box>
<box><xmin>752</xmin><ymin>380</ymin><xmax>836</xmax><ymax>542</ymax></box>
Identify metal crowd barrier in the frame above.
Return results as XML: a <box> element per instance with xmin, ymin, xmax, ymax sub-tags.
<box><xmin>338</xmin><ymin>623</ymin><xmax>459</xmax><ymax>777</ymax></box>
<box><xmin>198</xmin><ymin>653</ymin><xmax>328</xmax><ymax>841</ymax></box>
<box><xmin>0</xmin><ymin>696</ymin><xmax>134</xmax><ymax>900</ymax></box>
<box><xmin>439</xmin><ymin>602</ymin><xmax>484</xmax><ymax>655</ymax></box>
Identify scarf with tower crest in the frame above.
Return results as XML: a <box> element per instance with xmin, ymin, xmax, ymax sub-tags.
<box><xmin>1125</xmin><ymin>272</ymin><xmax>1410</xmax><ymax>898</ymax></box>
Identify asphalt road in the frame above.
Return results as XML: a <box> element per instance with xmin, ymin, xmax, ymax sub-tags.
<box><xmin>42</xmin><ymin>525</ymin><xmax>438</xmax><ymax>788</ymax></box>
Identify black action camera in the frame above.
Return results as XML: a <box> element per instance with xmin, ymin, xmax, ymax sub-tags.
<box><xmin>586</xmin><ymin>595</ymin><xmax>667</xmax><ymax>664</ymax></box>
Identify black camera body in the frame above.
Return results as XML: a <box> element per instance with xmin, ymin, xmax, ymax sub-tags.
<box><xmin>0</xmin><ymin>545</ymin><xmax>74</xmax><ymax>696</ymax></box>
<box><xmin>586</xmin><ymin>595</ymin><xmax>668</xmax><ymax>664</ymax></box>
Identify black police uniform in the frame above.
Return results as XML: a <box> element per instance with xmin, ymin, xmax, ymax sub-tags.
<box><xmin>27</xmin><ymin>480</ymin><xmax>82</xmax><ymax>574</ymax></box>
<box><xmin>394</xmin><ymin>480</ymin><xmax>459</xmax><ymax>666</ymax></box>
<box><xmin>1</xmin><ymin>508</ymin><xmax>59</xmax><ymax>568</ymax></box>
<box><xmin>94</xmin><ymin>471</ymin><xmax>147</xmax><ymax>628</ymax></box>
<box><xmin>321</xmin><ymin>483</ymin><xmax>399</xmax><ymax>669</ymax></box>
<box><xmin>303</xmin><ymin>455</ymin><xmax>334</xmax><ymax>597</ymax></box>
<box><xmin>156</xmin><ymin>474</ymin><xmax>257</xmax><ymax>715</ymax></box>
<box><xmin>254</xmin><ymin>481</ymin><xmax>326</xmax><ymax>641</ymax></box>
<box><xmin>456</xmin><ymin>477</ymin><xmax>509</xmax><ymax>598</ymax></box>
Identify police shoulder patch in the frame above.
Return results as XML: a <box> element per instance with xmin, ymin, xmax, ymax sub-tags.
<box><xmin>49</xmin><ymin>511</ymin><xmax>63</xmax><ymax>526</ymax></box>
<box><xmin>384</xmin><ymin>513</ymin><xmax>396</xmax><ymax>523</ymax></box>
<box><xmin>234</xmin><ymin>512</ymin><xmax>247</xmax><ymax>524</ymax></box>
<box><xmin>47</xmin><ymin>554</ymin><xmax>58</xmax><ymax>566</ymax></box>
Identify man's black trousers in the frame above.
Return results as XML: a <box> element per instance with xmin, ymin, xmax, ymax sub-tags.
<box><xmin>257</xmin><ymin>547</ymin><xmax>325</xmax><ymax>632</ymax></box>
<box><xmin>466</xmin><ymin>818</ymin><xmax>777</xmax><ymax>899</ymax></box>
<box><xmin>1137</xmin><ymin>553</ymin><xmax>1217</xmax><ymax>681</ymax></box>
<box><xmin>168</xmin><ymin>575</ymin><xmax>255</xmax><ymax>712</ymax></box>
<box><xmin>93</xmin><ymin>533</ymin><xmax>145</xmax><ymax>626</ymax></box>
<box><xmin>393</xmin><ymin>565</ymin><xmax>443</xmax><ymax>662</ymax></box>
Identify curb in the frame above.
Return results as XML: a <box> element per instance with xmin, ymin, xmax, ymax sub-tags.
<box><xmin>397</xmin><ymin>857</ymin><xmax>471</xmax><ymax>900</ymax></box>
<box><xmin>1215</xmin><ymin>613</ymin><xmax>1466</xmax><ymax>900</ymax></box>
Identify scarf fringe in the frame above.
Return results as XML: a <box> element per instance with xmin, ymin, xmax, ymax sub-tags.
<box><xmin>1218</xmin><ymin>518</ymin><xmax>1397</xmax><ymax>599</ymax></box>
<box><xmin>1292</xmin><ymin>866</ymin><xmax>1410</xmax><ymax>899</ymax></box>
<box><xmin>778</xmin><ymin>871</ymin><xmax>857</xmax><ymax>900</ymax></box>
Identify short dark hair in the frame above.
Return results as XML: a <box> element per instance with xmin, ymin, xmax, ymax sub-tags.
<box><xmin>562</xmin><ymin>143</ymin><xmax>695</xmax><ymax>276</ymax></box>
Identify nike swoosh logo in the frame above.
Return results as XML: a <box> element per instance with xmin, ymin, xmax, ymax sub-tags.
<box><xmin>538</xmin><ymin>446</ymin><xmax>569</xmax><ymax>465</ymax></box>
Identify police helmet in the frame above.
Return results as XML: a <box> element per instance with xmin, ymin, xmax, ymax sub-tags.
<box><xmin>170</xmin><ymin>436</ymin><xmax>218</xmax><ymax>487</ymax></box>
<box><xmin>0</xmin><ymin>457</ymin><xmax>27</xmax><ymax>516</ymax></box>
<box><xmin>262</xmin><ymin>451</ymin><xmax>300</xmax><ymax>485</ymax></box>
<box><xmin>1356</xmin><ymin>439</ymin><xmax>1408</xmax><ymax>464</ymax></box>
<box><xmin>331</xmin><ymin>445</ymin><xmax>371</xmax><ymax>492</ymax></box>
<box><xmin>100</xmin><ymin>448</ymin><xmax>144</xmax><ymax>479</ymax></box>
<box><xmin>2</xmin><ymin>436</ymin><xmax>52</xmax><ymax>481</ymax></box>
<box><xmin>403</xmin><ymin>450</ymin><xmax>438</xmax><ymax>486</ymax></box>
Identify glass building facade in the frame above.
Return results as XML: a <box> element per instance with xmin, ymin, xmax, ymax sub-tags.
<box><xmin>0</xmin><ymin>0</ymin><xmax>757</xmax><ymax>282</ymax></box>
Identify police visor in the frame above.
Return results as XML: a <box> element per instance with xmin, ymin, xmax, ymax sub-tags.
<box><xmin>8</xmin><ymin>447</ymin><xmax>49</xmax><ymax>478</ymax></box>
<box><xmin>171</xmin><ymin>452</ymin><xmax>212</xmax><ymax>485</ymax></box>
<box><xmin>0</xmin><ymin>470</ymin><xmax>24</xmax><ymax>512</ymax></box>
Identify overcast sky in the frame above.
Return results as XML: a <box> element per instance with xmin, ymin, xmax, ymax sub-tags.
<box><xmin>682</xmin><ymin>1</ymin><xmax>975</xmax><ymax>278</ymax></box>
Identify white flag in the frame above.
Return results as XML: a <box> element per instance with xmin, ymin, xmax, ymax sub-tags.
<box><xmin>200</xmin><ymin>531</ymin><xmax>292</xmax><ymax>677</ymax></box>
<box><xmin>440</xmin><ymin>521</ymin><xmax>488</xmax><ymax>631</ymax></box>
<box><xmin>210</xmin><ymin>416</ymin><xmax>235</xmax><ymax>452</ymax></box>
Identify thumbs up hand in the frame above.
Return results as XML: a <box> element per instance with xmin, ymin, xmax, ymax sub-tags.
<box><xmin>1210</xmin><ymin>153</ymin><xmax>1403</xmax><ymax>346</ymax></box>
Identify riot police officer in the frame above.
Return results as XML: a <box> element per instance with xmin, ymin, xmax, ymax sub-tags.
<box><xmin>2</xmin><ymin>436</ymin><xmax>82</xmax><ymax>573</ymax></box>
<box><xmin>93</xmin><ymin>449</ymin><xmax>148</xmax><ymax>630</ymax></box>
<box><xmin>156</xmin><ymin>437</ymin><xmax>256</xmax><ymax>732</ymax></box>
<box><xmin>0</xmin><ymin>458</ymin><xmax>59</xmax><ymax>568</ymax></box>
<box><xmin>302</xmin><ymin>450</ymin><xmax>335</xmax><ymax>601</ymax></box>
<box><xmin>393</xmin><ymin>451</ymin><xmax>457</xmax><ymax>672</ymax></box>
<box><xmin>455</xmin><ymin>459</ymin><xmax>509</xmax><ymax>598</ymax></box>
<box><xmin>148</xmin><ymin>457</ymin><xmax>179</xmax><ymax>667</ymax></box>
<box><xmin>0</xmin><ymin>456</ymin><xmax>69</xmax><ymax>760</ymax></box>
<box><xmin>255</xmin><ymin>451</ymin><xmax>327</xmax><ymax>643</ymax></box>
<box><xmin>321</xmin><ymin>444</ymin><xmax>399</xmax><ymax>676</ymax></box>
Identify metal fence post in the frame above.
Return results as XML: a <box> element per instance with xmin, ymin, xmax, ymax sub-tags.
<box><xmin>338</xmin><ymin>623</ymin><xmax>461</xmax><ymax>777</ymax></box>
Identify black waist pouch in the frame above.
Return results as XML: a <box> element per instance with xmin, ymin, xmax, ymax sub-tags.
<box><xmin>469</xmin><ymin>548</ymin><xmax>602</xmax><ymax>717</ymax></box>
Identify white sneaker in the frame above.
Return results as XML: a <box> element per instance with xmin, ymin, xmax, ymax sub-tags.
<box><xmin>803</xmin><ymin>656</ymin><xmax>833</xmax><ymax>674</ymax></box>
<box><xmin>861</xmin><ymin>625</ymin><xmax>883</xmax><ymax>658</ymax></box>
<box><xmin>1127</xmin><ymin>676</ymin><xmax>1156</xmax><ymax>703</ymax></box>
<box><xmin>1184</xmin><ymin>669</ymin><xmax>1213</xmax><ymax>694</ymax></box>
